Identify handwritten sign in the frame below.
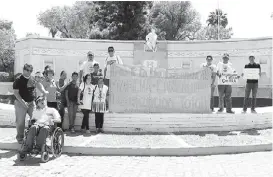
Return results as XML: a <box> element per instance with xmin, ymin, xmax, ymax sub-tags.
<box><xmin>110</xmin><ymin>65</ymin><xmax>211</xmax><ymax>113</ymax></box>
<box><xmin>243</xmin><ymin>68</ymin><xmax>260</xmax><ymax>80</ymax></box>
<box><xmin>218</xmin><ymin>73</ymin><xmax>240</xmax><ymax>85</ymax></box>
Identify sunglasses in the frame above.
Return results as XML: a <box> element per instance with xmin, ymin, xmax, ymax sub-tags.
<box><xmin>25</xmin><ymin>69</ymin><xmax>33</xmax><ymax>72</ymax></box>
<box><xmin>88</xmin><ymin>54</ymin><xmax>94</xmax><ymax>57</ymax></box>
<box><xmin>108</xmin><ymin>50</ymin><xmax>114</xmax><ymax>52</ymax></box>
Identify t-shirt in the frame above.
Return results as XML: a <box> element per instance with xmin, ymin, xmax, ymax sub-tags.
<box><xmin>91</xmin><ymin>71</ymin><xmax>103</xmax><ymax>85</ymax></box>
<box><xmin>80</xmin><ymin>60</ymin><xmax>99</xmax><ymax>77</ymax></box>
<box><xmin>104</xmin><ymin>55</ymin><xmax>123</xmax><ymax>79</ymax></box>
<box><xmin>244</xmin><ymin>63</ymin><xmax>261</xmax><ymax>83</ymax></box>
<box><xmin>43</xmin><ymin>79</ymin><xmax>57</xmax><ymax>102</ymax></box>
<box><xmin>13</xmin><ymin>75</ymin><xmax>36</xmax><ymax>102</ymax></box>
<box><xmin>66</xmin><ymin>82</ymin><xmax>79</xmax><ymax>103</ymax></box>
<box><xmin>33</xmin><ymin>107</ymin><xmax>61</xmax><ymax>126</ymax></box>
<box><xmin>93</xmin><ymin>85</ymin><xmax>108</xmax><ymax>103</ymax></box>
<box><xmin>78</xmin><ymin>83</ymin><xmax>95</xmax><ymax>110</ymax></box>
<box><xmin>216</xmin><ymin>62</ymin><xmax>236</xmax><ymax>85</ymax></box>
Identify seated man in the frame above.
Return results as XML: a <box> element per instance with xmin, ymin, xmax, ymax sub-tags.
<box><xmin>22</xmin><ymin>96</ymin><xmax>61</xmax><ymax>153</ymax></box>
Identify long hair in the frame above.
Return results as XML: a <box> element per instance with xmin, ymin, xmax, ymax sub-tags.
<box><xmin>83</xmin><ymin>74</ymin><xmax>91</xmax><ymax>83</ymax></box>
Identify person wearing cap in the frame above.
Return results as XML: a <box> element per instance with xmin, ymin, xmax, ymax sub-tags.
<box><xmin>242</xmin><ymin>55</ymin><xmax>261</xmax><ymax>113</ymax></box>
<box><xmin>200</xmin><ymin>55</ymin><xmax>217</xmax><ymax>112</ymax></box>
<box><xmin>21</xmin><ymin>96</ymin><xmax>61</xmax><ymax>153</ymax></box>
<box><xmin>216</xmin><ymin>53</ymin><xmax>235</xmax><ymax>114</ymax></box>
<box><xmin>79</xmin><ymin>51</ymin><xmax>99</xmax><ymax>84</ymax></box>
<box><xmin>34</xmin><ymin>71</ymin><xmax>49</xmax><ymax>97</ymax></box>
<box><xmin>104</xmin><ymin>46</ymin><xmax>123</xmax><ymax>110</ymax></box>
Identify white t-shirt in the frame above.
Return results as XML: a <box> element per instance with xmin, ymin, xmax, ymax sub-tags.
<box><xmin>216</xmin><ymin>62</ymin><xmax>236</xmax><ymax>85</ymax></box>
<box><xmin>200</xmin><ymin>63</ymin><xmax>217</xmax><ymax>73</ymax></box>
<box><xmin>104</xmin><ymin>55</ymin><xmax>123</xmax><ymax>79</ymax></box>
<box><xmin>79</xmin><ymin>83</ymin><xmax>95</xmax><ymax>110</ymax></box>
<box><xmin>93</xmin><ymin>85</ymin><xmax>108</xmax><ymax>103</ymax></box>
<box><xmin>80</xmin><ymin>60</ymin><xmax>99</xmax><ymax>77</ymax></box>
<box><xmin>33</xmin><ymin>107</ymin><xmax>61</xmax><ymax>126</ymax></box>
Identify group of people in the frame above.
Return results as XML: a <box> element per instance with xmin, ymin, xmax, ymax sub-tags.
<box><xmin>13</xmin><ymin>46</ymin><xmax>122</xmax><ymax>144</ymax></box>
<box><xmin>201</xmin><ymin>53</ymin><xmax>261</xmax><ymax>114</ymax></box>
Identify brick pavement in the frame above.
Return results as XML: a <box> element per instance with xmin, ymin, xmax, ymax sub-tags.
<box><xmin>0</xmin><ymin>150</ymin><xmax>272</xmax><ymax>177</ymax></box>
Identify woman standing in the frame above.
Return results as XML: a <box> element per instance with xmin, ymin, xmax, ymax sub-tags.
<box><xmin>43</xmin><ymin>69</ymin><xmax>58</xmax><ymax>109</ymax></box>
<box><xmin>78</xmin><ymin>74</ymin><xmax>94</xmax><ymax>134</ymax></box>
<box><xmin>92</xmin><ymin>77</ymin><xmax>108</xmax><ymax>133</ymax></box>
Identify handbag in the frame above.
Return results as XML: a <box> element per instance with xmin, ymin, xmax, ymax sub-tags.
<box><xmin>80</xmin><ymin>83</ymin><xmax>85</xmax><ymax>101</ymax></box>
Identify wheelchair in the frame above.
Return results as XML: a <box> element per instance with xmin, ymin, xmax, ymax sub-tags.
<box><xmin>17</xmin><ymin>119</ymin><xmax>64</xmax><ymax>163</ymax></box>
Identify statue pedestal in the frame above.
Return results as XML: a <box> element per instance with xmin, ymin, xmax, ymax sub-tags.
<box><xmin>133</xmin><ymin>41</ymin><xmax>168</xmax><ymax>69</ymax></box>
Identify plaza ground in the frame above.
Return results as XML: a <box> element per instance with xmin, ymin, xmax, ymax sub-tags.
<box><xmin>0</xmin><ymin>150</ymin><xmax>272</xmax><ymax>177</ymax></box>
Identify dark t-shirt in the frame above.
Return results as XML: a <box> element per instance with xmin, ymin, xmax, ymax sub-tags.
<box><xmin>13</xmin><ymin>75</ymin><xmax>36</xmax><ymax>102</ymax></box>
<box><xmin>244</xmin><ymin>63</ymin><xmax>261</xmax><ymax>83</ymax></box>
<box><xmin>66</xmin><ymin>82</ymin><xmax>79</xmax><ymax>103</ymax></box>
<box><xmin>91</xmin><ymin>72</ymin><xmax>103</xmax><ymax>85</ymax></box>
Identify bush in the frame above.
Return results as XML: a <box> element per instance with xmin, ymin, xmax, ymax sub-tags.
<box><xmin>0</xmin><ymin>72</ymin><xmax>15</xmax><ymax>82</ymax></box>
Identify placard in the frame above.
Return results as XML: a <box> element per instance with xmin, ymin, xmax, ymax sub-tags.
<box><xmin>243</xmin><ymin>68</ymin><xmax>260</xmax><ymax>80</ymax></box>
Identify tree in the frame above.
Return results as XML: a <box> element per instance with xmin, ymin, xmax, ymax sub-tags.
<box><xmin>0</xmin><ymin>20</ymin><xmax>16</xmax><ymax>73</ymax></box>
<box><xmin>195</xmin><ymin>25</ymin><xmax>233</xmax><ymax>40</ymax></box>
<box><xmin>93</xmin><ymin>1</ymin><xmax>152</xmax><ymax>40</ymax></box>
<box><xmin>207</xmin><ymin>9</ymin><xmax>228</xmax><ymax>28</ymax></box>
<box><xmin>37</xmin><ymin>1</ymin><xmax>97</xmax><ymax>38</ymax></box>
<box><xmin>148</xmin><ymin>1</ymin><xmax>201</xmax><ymax>40</ymax></box>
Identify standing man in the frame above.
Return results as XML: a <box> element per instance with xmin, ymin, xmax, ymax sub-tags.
<box><xmin>216</xmin><ymin>53</ymin><xmax>235</xmax><ymax>114</ymax></box>
<box><xmin>201</xmin><ymin>55</ymin><xmax>217</xmax><ymax>112</ymax></box>
<box><xmin>13</xmin><ymin>64</ymin><xmax>36</xmax><ymax>144</ymax></box>
<box><xmin>242</xmin><ymin>55</ymin><xmax>261</xmax><ymax>113</ymax></box>
<box><xmin>79</xmin><ymin>51</ymin><xmax>99</xmax><ymax>84</ymax></box>
<box><xmin>104</xmin><ymin>46</ymin><xmax>123</xmax><ymax>110</ymax></box>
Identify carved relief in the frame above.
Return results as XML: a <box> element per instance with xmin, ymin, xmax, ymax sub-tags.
<box><xmin>31</xmin><ymin>48</ymin><xmax>133</xmax><ymax>57</ymax></box>
<box><xmin>168</xmin><ymin>49</ymin><xmax>272</xmax><ymax>58</ymax></box>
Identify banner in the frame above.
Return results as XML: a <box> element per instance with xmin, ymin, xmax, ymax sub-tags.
<box><xmin>243</xmin><ymin>68</ymin><xmax>260</xmax><ymax>80</ymax></box>
<box><xmin>218</xmin><ymin>73</ymin><xmax>240</xmax><ymax>85</ymax></box>
<box><xmin>110</xmin><ymin>64</ymin><xmax>212</xmax><ymax>113</ymax></box>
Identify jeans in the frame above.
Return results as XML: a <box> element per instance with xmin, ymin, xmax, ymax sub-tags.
<box><xmin>243</xmin><ymin>83</ymin><xmax>258</xmax><ymax>111</ymax></box>
<box><xmin>14</xmin><ymin>100</ymin><xmax>34</xmax><ymax>143</ymax></box>
<box><xmin>25</xmin><ymin>124</ymin><xmax>50</xmax><ymax>150</ymax></box>
<box><xmin>81</xmin><ymin>109</ymin><xmax>90</xmax><ymax>130</ymax></box>
<box><xmin>210</xmin><ymin>86</ymin><xmax>216</xmax><ymax>110</ymax></box>
<box><xmin>67</xmin><ymin>102</ymin><xmax>78</xmax><ymax>129</ymax></box>
<box><xmin>95</xmin><ymin>113</ymin><xmax>104</xmax><ymax>128</ymax></box>
<box><xmin>218</xmin><ymin>85</ymin><xmax>232</xmax><ymax>111</ymax></box>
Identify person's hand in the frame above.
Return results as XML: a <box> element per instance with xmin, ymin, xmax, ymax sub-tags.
<box><xmin>211</xmin><ymin>84</ymin><xmax>216</xmax><ymax>88</ymax></box>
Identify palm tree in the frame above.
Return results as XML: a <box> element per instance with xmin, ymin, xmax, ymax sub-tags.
<box><xmin>207</xmin><ymin>9</ymin><xmax>228</xmax><ymax>28</ymax></box>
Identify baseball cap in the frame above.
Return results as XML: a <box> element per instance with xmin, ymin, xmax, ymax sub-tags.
<box><xmin>35</xmin><ymin>96</ymin><xmax>45</xmax><ymax>105</ymax></box>
<box><xmin>222</xmin><ymin>53</ymin><xmax>229</xmax><ymax>58</ymax></box>
<box><xmin>87</xmin><ymin>51</ymin><xmax>94</xmax><ymax>56</ymax></box>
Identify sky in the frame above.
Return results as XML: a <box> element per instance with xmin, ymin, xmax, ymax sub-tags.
<box><xmin>0</xmin><ymin>0</ymin><xmax>272</xmax><ymax>39</ymax></box>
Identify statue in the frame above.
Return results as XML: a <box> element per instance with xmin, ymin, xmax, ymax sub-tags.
<box><xmin>145</xmin><ymin>29</ymin><xmax>158</xmax><ymax>52</ymax></box>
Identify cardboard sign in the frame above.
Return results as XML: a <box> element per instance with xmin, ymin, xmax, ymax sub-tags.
<box><xmin>243</xmin><ymin>68</ymin><xmax>260</xmax><ymax>80</ymax></box>
<box><xmin>110</xmin><ymin>65</ymin><xmax>211</xmax><ymax>113</ymax></box>
<box><xmin>218</xmin><ymin>73</ymin><xmax>240</xmax><ymax>85</ymax></box>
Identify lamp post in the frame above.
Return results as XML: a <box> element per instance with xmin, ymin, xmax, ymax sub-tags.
<box><xmin>217</xmin><ymin>0</ymin><xmax>220</xmax><ymax>40</ymax></box>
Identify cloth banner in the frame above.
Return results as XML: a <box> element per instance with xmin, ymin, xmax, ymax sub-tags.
<box><xmin>109</xmin><ymin>64</ymin><xmax>212</xmax><ymax>113</ymax></box>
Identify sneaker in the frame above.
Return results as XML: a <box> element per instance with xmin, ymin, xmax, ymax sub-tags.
<box><xmin>211</xmin><ymin>108</ymin><xmax>215</xmax><ymax>112</ymax></box>
<box><xmin>100</xmin><ymin>129</ymin><xmax>104</xmax><ymax>133</ymax></box>
<box><xmin>241</xmin><ymin>109</ymin><xmax>247</xmax><ymax>114</ymax></box>
<box><xmin>86</xmin><ymin>130</ymin><xmax>90</xmax><ymax>134</ymax></box>
<box><xmin>81</xmin><ymin>129</ymin><xmax>85</xmax><ymax>133</ymax></box>
<box><xmin>251</xmin><ymin>109</ymin><xmax>257</xmax><ymax>114</ymax></box>
<box><xmin>217</xmin><ymin>108</ymin><xmax>224</xmax><ymax>113</ymax></box>
<box><xmin>226</xmin><ymin>110</ymin><xmax>235</xmax><ymax>114</ymax></box>
<box><xmin>71</xmin><ymin>128</ymin><xmax>75</xmax><ymax>133</ymax></box>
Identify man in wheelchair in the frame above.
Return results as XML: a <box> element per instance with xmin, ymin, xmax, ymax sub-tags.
<box><xmin>21</xmin><ymin>96</ymin><xmax>61</xmax><ymax>153</ymax></box>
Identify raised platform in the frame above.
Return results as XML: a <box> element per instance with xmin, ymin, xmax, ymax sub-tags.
<box><xmin>0</xmin><ymin>103</ymin><xmax>272</xmax><ymax>133</ymax></box>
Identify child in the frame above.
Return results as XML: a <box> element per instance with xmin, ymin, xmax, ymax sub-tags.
<box><xmin>65</xmin><ymin>72</ymin><xmax>80</xmax><ymax>133</ymax></box>
<box><xmin>91</xmin><ymin>63</ymin><xmax>103</xmax><ymax>85</ymax></box>
<box><xmin>21</xmin><ymin>96</ymin><xmax>61</xmax><ymax>153</ymax></box>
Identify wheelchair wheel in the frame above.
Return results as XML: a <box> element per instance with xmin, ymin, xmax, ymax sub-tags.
<box><xmin>51</xmin><ymin>127</ymin><xmax>64</xmax><ymax>158</ymax></box>
<box><xmin>41</xmin><ymin>152</ymin><xmax>49</xmax><ymax>163</ymax></box>
<box><xmin>17</xmin><ymin>153</ymin><xmax>27</xmax><ymax>161</ymax></box>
